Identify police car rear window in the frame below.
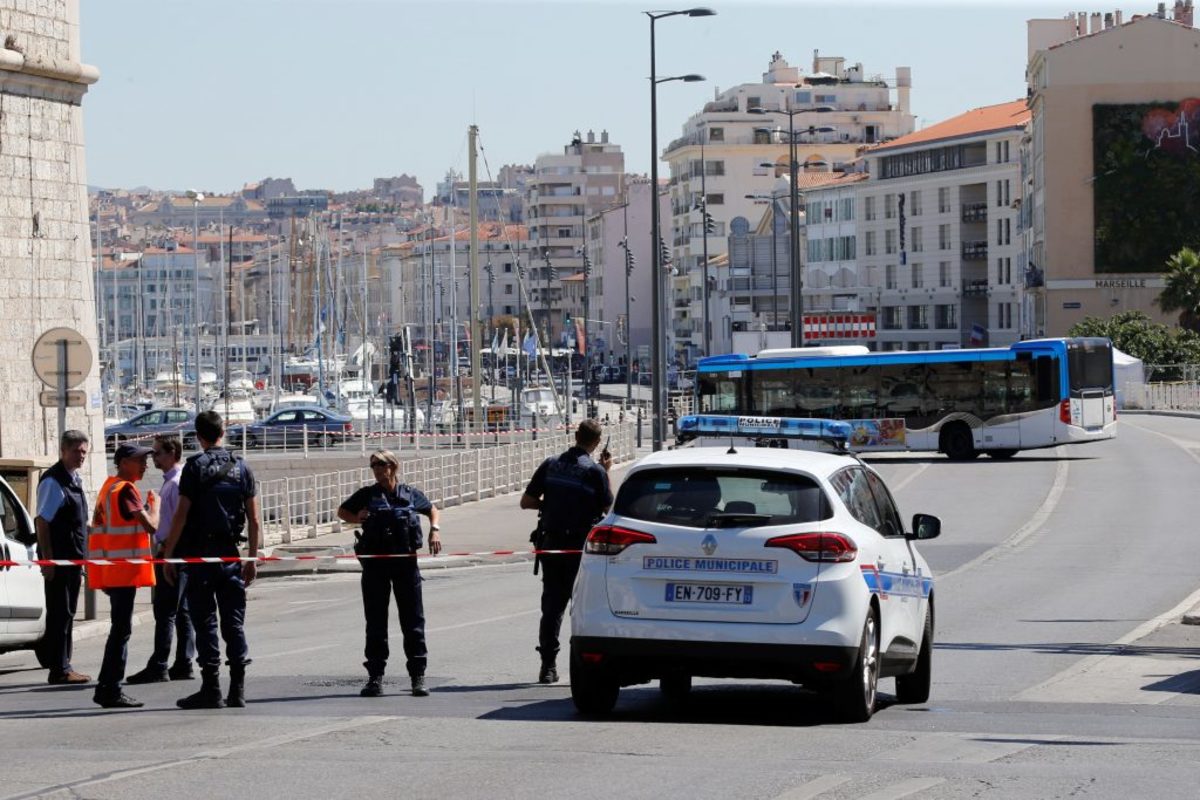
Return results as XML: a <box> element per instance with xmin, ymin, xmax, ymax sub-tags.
<box><xmin>614</xmin><ymin>467</ymin><xmax>831</xmax><ymax>529</ymax></box>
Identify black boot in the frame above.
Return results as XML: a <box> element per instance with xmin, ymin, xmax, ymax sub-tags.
<box><xmin>226</xmin><ymin>664</ymin><xmax>246</xmax><ymax>708</ymax></box>
<box><xmin>537</xmin><ymin>647</ymin><xmax>558</xmax><ymax>684</ymax></box>
<box><xmin>177</xmin><ymin>669</ymin><xmax>225</xmax><ymax>710</ymax></box>
<box><xmin>360</xmin><ymin>675</ymin><xmax>383</xmax><ymax>697</ymax></box>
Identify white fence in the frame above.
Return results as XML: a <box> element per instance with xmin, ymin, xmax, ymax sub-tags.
<box><xmin>258</xmin><ymin>420</ymin><xmax>638</xmax><ymax>546</ymax></box>
<box><xmin>1124</xmin><ymin>381</ymin><xmax>1200</xmax><ymax>412</ymax></box>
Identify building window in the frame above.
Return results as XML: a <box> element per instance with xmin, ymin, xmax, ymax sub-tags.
<box><xmin>934</xmin><ymin>304</ymin><xmax>957</xmax><ymax>329</ymax></box>
<box><xmin>753</xmin><ymin>129</ymin><xmax>772</xmax><ymax>145</ymax></box>
<box><xmin>885</xmin><ymin>229</ymin><xmax>897</xmax><ymax>254</ymax></box>
<box><xmin>865</xmin><ymin>231</ymin><xmax>876</xmax><ymax>256</ymax></box>
<box><xmin>707</xmin><ymin>193</ymin><xmax>724</xmax><ymax>205</ymax></box>
<box><xmin>939</xmin><ymin>260</ymin><xmax>951</xmax><ymax>287</ymax></box>
<box><xmin>885</xmin><ymin>264</ymin><xmax>897</xmax><ymax>289</ymax></box>
<box><xmin>708</xmin><ymin>127</ymin><xmax>724</xmax><ymax>142</ymax></box>
<box><xmin>747</xmin><ymin>96</ymin><xmax>761</xmax><ymax>111</ymax></box>
<box><xmin>911</xmin><ymin>227</ymin><xmax>923</xmax><ymax>253</ymax></box>
<box><xmin>884</xmin><ymin>193</ymin><xmax>896</xmax><ymax>219</ymax></box>
<box><xmin>910</xmin><ymin>190</ymin><xmax>922</xmax><ymax>216</ymax></box>
<box><xmin>907</xmin><ymin>305</ymin><xmax>928</xmax><ymax>329</ymax></box>
<box><xmin>864</xmin><ymin>196</ymin><xmax>876</xmax><ymax>221</ymax></box>
<box><xmin>840</xmin><ymin>197</ymin><xmax>854</xmax><ymax>221</ymax></box>
<box><xmin>795</xmin><ymin>90</ymin><xmax>811</xmax><ymax>104</ymax></box>
<box><xmin>882</xmin><ymin>306</ymin><xmax>901</xmax><ymax>329</ymax></box>
<box><xmin>938</xmin><ymin>187</ymin><xmax>951</xmax><ymax>213</ymax></box>
<box><xmin>912</xmin><ymin>263</ymin><xmax>924</xmax><ymax>289</ymax></box>
<box><xmin>706</xmin><ymin>161</ymin><xmax>725</xmax><ymax>176</ymax></box>
<box><xmin>998</xmin><ymin>302</ymin><xmax>1013</xmax><ymax>329</ymax></box>
<box><xmin>938</xmin><ymin>224</ymin><xmax>951</xmax><ymax>250</ymax></box>
<box><xmin>815</xmin><ymin>94</ymin><xmax>837</xmax><ymax>104</ymax></box>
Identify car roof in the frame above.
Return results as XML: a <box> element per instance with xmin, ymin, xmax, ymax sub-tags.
<box><xmin>628</xmin><ymin>445</ymin><xmax>857</xmax><ymax>479</ymax></box>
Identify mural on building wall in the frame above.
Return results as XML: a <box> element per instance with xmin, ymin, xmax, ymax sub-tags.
<box><xmin>1093</xmin><ymin>100</ymin><xmax>1200</xmax><ymax>273</ymax></box>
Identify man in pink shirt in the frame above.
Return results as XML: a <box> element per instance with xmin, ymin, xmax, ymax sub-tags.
<box><xmin>126</xmin><ymin>434</ymin><xmax>196</xmax><ymax>684</ymax></box>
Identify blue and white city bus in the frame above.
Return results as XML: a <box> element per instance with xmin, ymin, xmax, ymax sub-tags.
<box><xmin>693</xmin><ymin>338</ymin><xmax>1117</xmax><ymax>460</ymax></box>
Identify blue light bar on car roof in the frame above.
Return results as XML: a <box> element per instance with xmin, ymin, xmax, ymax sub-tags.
<box><xmin>676</xmin><ymin>415</ymin><xmax>852</xmax><ymax>445</ymax></box>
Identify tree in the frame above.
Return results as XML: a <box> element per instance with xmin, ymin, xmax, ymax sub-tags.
<box><xmin>1069</xmin><ymin>310</ymin><xmax>1200</xmax><ymax>379</ymax></box>
<box><xmin>1157</xmin><ymin>246</ymin><xmax>1200</xmax><ymax>332</ymax></box>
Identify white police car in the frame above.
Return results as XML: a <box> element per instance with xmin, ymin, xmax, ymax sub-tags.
<box><xmin>0</xmin><ymin>474</ymin><xmax>46</xmax><ymax>654</ymax></box>
<box><xmin>569</xmin><ymin>415</ymin><xmax>940</xmax><ymax>722</ymax></box>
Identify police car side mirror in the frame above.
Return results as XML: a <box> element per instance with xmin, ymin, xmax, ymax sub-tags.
<box><xmin>909</xmin><ymin>513</ymin><xmax>941</xmax><ymax>541</ymax></box>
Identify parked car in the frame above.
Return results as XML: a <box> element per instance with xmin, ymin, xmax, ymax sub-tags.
<box><xmin>105</xmin><ymin>408</ymin><xmax>197</xmax><ymax>450</ymax></box>
<box><xmin>0</xmin><ymin>474</ymin><xmax>45</xmax><ymax>653</ymax></box>
<box><xmin>425</xmin><ymin>399</ymin><xmax>458</xmax><ymax>432</ymax></box>
<box><xmin>569</xmin><ymin>414</ymin><xmax>941</xmax><ymax>722</ymax></box>
<box><xmin>227</xmin><ymin>406</ymin><xmax>353</xmax><ymax>448</ymax></box>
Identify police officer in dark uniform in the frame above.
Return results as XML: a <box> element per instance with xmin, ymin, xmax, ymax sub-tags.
<box><xmin>520</xmin><ymin>419</ymin><xmax>612</xmax><ymax>683</ymax></box>
<box><xmin>34</xmin><ymin>430</ymin><xmax>92</xmax><ymax>685</ymax></box>
<box><xmin>161</xmin><ymin>410</ymin><xmax>260</xmax><ymax>710</ymax></box>
<box><xmin>338</xmin><ymin>449</ymin><xmax>442</xmax><ymax>698</ymax></box>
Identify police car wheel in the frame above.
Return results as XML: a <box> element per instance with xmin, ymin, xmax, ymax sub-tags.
<box><xmin>570</xmin><ymin>645</ymin><xmax>619</xmax><ymax>716</ymax></box>
<box><xmin>895</xmin><ymin>609</ymin><xmax>933</xmax><ymax>705</ymax></box>
<box><xmin>832</xmin><ymin>606</ymin><xmax>880</xmax><ymax>723</ymax></box>
<box><xmin>659</xmin><ymin>673</ymin><xmax>692</xmax><ymax>703</ymax></box>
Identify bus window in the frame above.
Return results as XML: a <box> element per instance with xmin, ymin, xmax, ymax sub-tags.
<box><xmin>794</xmin><ymin>367</ymin><xmax>838</xmax><ymax>418</ymax></box>
<box><xmin>753</xmin><ymin>368</ymin><xmax>796</xmax><ymax>416</ymax></box>
<box><xmin>698</xmin><ymin>373</ymin><xmax>741</xmax><ymax>414</ymax></box>
<box><xmin>1035</xmin><ymin>356</ymin><xmax>1057</xmax><ymax>402</ymax></box>
<box><xmin>841</xmin><ymin>365</ymin><xmax>880</xmax><ymax>419</ymax></box>
<box><xmin>1067</xmin><ymin>339</ymin><xmax>1114</xmax><ymax>393</ymax></box>
<box><xmin>927</xmin><ymin>361</ymin><xmax>982</xmax><ymax>416</ymax></box>
<box><xmin>980</xmin><ymin>361</ymin><xmax>1009</xmax><ymax>416</ymax></box>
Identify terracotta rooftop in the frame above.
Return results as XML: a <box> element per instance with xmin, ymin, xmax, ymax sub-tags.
<box><xmin>870</xmin><ymin>100</ymin><xmax>1030</xmax><ymax>154</ymax></box>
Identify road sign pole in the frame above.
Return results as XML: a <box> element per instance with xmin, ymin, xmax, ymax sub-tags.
<box><xmin>56</xmin><ymin>339</ymin><xmax>68</xmax><ymax>442</ymax></box>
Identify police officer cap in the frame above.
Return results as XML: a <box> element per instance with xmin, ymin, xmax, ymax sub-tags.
<box><xmin>113</xmin><ymin>443</ymin><xmax>154</xmax><ymax>465</ymax></box>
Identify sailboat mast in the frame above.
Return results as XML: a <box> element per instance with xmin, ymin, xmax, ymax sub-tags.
<box><xmin>468</xmin><ymin>125</ymin><xmax>482</xmax><ymax>428</ymax></box>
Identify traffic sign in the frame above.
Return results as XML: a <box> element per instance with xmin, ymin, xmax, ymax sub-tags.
<box><xmin>38</xmin><ymin>390</ymin><xmax>87</xmax><ymax>408</ymax></box>
<box><xmin>31</xmin><ymin>327</ymin><xmax>91</xmax><ymax>389</ymax></box>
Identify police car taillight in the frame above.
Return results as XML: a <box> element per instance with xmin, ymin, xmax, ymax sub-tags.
<box><xmin>585</xmin><ymin>525</ymin><xmax>657</xmax><ymax>555</ymax></box>
<box><xmin>765</xmin><ymin>532</ymin><xmax>858</xmax><ymax>563</ymax></box>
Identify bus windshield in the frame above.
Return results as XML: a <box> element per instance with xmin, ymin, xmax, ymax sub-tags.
<box><xmin>1067</xmin><ymin>338</ymin><xmax>1114</xmax><ymax>392</ymax></box>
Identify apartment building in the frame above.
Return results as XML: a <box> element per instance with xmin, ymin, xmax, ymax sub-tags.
<box><xmin>662</xmin><ymin>50</ymin><xmax>915</xmax><ymax>360</ymax></box>
<box><xmin>859</xmin><ymin>101</ymin><xmax>1029</xmax><ymax>350</ymax></box>
<box><xmin>1023</xmin><ymin>5</ymin><xmax>1200</xmax><ymax>336</ymax></box>
<box><xmin>526</xmin><ymin>131</ymin><xmax>625</xmax><ymax>343</ymax></box>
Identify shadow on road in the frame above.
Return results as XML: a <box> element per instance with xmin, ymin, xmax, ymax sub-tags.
<box><xmin>937</xmin><ymin>641</ymin><xmax>1200</xmax><ymax>658</ymax></box>
<box><xmin>479</xmin><ymin>684</ymin><xmax>902</xmax><ymax>727</ymax></box>
<box><xmin>1142</xmin><ymin>669</ymin><xmax>1200</xmax><ymax>694</ymax></box>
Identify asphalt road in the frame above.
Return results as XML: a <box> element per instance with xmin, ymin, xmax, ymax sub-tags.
<box><xmin>2</xmin><ymin>415</ymin><xmax>1199</xmax><ymax>799</ymax></box>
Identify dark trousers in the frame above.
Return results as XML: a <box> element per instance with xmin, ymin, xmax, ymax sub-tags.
<box><xmin>147</xmin><ymin>562</ymin><xmax>195</xmax><ymax>672</ymax></box>
<box><xmin>185</xmin><ymin>563</ymin><xmax>249</xmax><ymax>674</ymax></box>
<box><xmin>361</xmin><ymin>560</ymin><xmax>426</xmax><ymax>678</ymax></box>
<box><xmin>98</xmin><ymin>587</ymin><xmax>137</xmax><ymax>690</ymax></box>
<box><xmin>41</xmin><ymin>567</ymin><xmax>82</xmax><ymax>677</ymax></box>
<box><xmin>538</xmin><ymin>553</ymin><xmax>582</xmax><ymax>660</ymax></box>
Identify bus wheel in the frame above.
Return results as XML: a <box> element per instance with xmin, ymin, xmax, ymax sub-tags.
<box><xmin>987</xmin><ymin>449</ymin><xmax>1018</xmax><ymax>459</ymax></box>
<box><xmin>940</xmin><ymin>423</ymin><xmax>978</xmax><ymax>461</ymax></box>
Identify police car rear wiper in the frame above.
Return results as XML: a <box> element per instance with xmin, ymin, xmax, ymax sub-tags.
<box><xmin>707</xmin><ymin>512</ymin><xmax>773</xmax><ymax>528</ymax></box>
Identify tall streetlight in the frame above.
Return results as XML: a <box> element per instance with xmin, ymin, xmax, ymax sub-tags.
<box><xmin>577</xmin><ymin>244</ymin><xmax>593</xmax><ymax>417</ymax></box>
<box><xmin>748</xmin><ymin>105</ymin><xmax>835</xmax><ymax>346</ymax></box>
<box><xmin>185</xmin><ymin>190</ymin><xmax>203</xmax><ymax>412</ymax></box>
<box><xmin>694</xmin><ymin>120</ymin><xmax>715</xmax><ymax>358</ymax></box>
<box><xmin>648</xmin><ymin>5</ymin><xmax>713</xmax><ymax>451</ymax></box>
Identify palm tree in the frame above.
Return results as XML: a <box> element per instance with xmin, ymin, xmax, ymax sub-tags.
<box><xmin>1157</xmin><ymin>247</ymin><xmax>1200</xmax><ymax>332</ymax></box>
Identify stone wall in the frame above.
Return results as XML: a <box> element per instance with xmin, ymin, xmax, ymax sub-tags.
<box><xmin>0</xmin><ymin>0</ymin><xmax>104</xmax><ymax>489</ymax></box>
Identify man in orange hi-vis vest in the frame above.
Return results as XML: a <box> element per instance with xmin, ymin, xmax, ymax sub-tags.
<box><xmin>90</xmin><ymin>443</ymin><xmax>159</xmax><ymax>708</ymax></box>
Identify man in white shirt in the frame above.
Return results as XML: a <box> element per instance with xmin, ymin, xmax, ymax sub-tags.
<box><xmin>126</xmin><ymin>434</ymin><xmax>196</xmax><ymax>684</ymax></box>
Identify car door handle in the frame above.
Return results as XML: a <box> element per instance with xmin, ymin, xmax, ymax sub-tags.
<box><xmin>875</xmin><ymin>557</ymin><xmax>886</xmax><ymax>571</ymax></box>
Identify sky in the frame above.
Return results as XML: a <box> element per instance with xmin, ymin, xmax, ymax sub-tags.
<box><xmin>80</xmin><ymin>0</ymin><xmax>1121</xmax><ymax>196</ymax></box>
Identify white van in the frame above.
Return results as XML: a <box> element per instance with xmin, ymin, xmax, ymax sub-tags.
<box><xmin>0</xmin><ymin>474</ymin><xmax>46</xmax><ymax>652</ymax></box>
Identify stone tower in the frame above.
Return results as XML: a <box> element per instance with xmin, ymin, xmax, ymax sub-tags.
<box><xmin>0</xmin><ymin>1</ymin><xmax>103</xmax><ymax>487</ymax></box>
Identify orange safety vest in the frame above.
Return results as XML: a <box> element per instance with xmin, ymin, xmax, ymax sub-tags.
<box><xmin>88</xmin><ymin>476</ymin><xmax>156</xmax><ymax>590</ymax></box>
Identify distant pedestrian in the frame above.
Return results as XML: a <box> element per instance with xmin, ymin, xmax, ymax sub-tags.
<box><xmin>520</xmin><ymin>419</ymin><xmax>612</xmax><ymax>683</ymax></box>
<box><xmin>90</xmin><ymin>443</ymin><xmax>159</xmax><ymax>708</ymax></box>
<box><xmin>34</xmin><ymin>430</ymin><xmax>93</xmax><ymax>686</ymax></box>
<box><xmin>338</xmin><ymin>449</ymin><xmax>442</xmax><ymax>698</ymax></box>
<box><xmin>162</xmin><ymin>411</ymin><xmax>260</xmax><ymax>710</ymax></box>
<box><xmin>126</xmin><ymin>434</ymin><xmax>196</xmax><ymax>686</ymax></box>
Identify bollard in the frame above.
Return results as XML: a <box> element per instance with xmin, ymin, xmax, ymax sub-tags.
<box><xmin>532</xmin><ymin>411</ymin><xmax>538</xmax><ymax>441</ymax></box>
<box><xmin>636</xmin><ymin>405</ymin><xmax>643</xmax><ymax>449</ymax></box>
<box><xmin>303</xmin><ymin>424</ymin><xmax>309</xmax><ymax>458</ymax></box>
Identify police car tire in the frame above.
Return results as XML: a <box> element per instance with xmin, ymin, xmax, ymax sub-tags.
<box><xmin>570</xmin><ymin>645</ymin><xmax>619</xmax><ymax>716</ymax></box>
<box><xmin>659</xmin><ymin>673</ymin><xmax>692</xmax><ymax>702</ymax></box>
<box><xmin>895</xmin><ymin>610</ymin><xmax>933</xmax><ymax>705</ymax></box>
<box><xmin>832</xmin><ymin>606</ymin><xmax>879</xmax><ymax>724</ymax></box>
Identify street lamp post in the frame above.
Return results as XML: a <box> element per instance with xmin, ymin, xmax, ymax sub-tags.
<box><xmin>748</xmin><ymin>105</ymin><xmax>835</xmax><ymax>346</ymax></box>
<box><xmin>578</xmin><ymin>244</ymin><xmax>593</xmax><ymax>418</ymax></box>
<box><xmin>695</xmin><ymin>122</ymin><xmax>714</xmax><ymax>358</ymax></box>
<box><xmin>647</xmin><ymin>5</ymin><xmax>713</xmax><ymax>450</ymax></box>
<box><xmin>186</xmin><ymin>190</ymin><xmax>204</xmax><ymax>412</ymax></box>
<box><xmin>619</xmin><ymin>204</ymin><xmax>636</xmax><ymax>408</ymax></box>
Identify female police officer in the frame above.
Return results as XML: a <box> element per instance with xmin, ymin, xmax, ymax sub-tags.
<box><xmin>337</xmin><ymin>450</ymin><xmax>441</xmax><ymax>698</ymax></box>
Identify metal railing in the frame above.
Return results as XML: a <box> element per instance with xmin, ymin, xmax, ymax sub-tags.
<box><xmin>1124</xmin><ymin>381</ymin><xmax>1200</xmax><ymax>411</ymax></box>
<box><xmin>257</xmin><ymin>420</ymin><xmax>639</xmax><ymax>546</ymax></box>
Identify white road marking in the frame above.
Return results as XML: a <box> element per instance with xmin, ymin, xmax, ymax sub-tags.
<box><xmin>427</xmin><ymin>608</ymin><xmax>539</xmax><ymax>634</ymax></box>
<box><xmin>938</xmin><ymin>447</ymin><xmax>1068</xmax><ymax>581</ymax></box>
<box><xmin>887</xmin><ymin>462</ymin><xmax>930</xmax><ymax>494</ymax></box>
<box><xmin>0</xmin><ymin>715</ymin><xmax>398</xmax><ymax>800</ymax></box>
<box><xmin>857</xmin><ymin>777</ymin><xmax>945</xmax><ymax>800</ymax></box>
<box><xmin>1015</xmin><ymin>584</ymin><xmax>1200</xmax><ymax>704</ymax></box>
<box><xmin>1118</xmin><ymin>419</ymin><xmax>1200</xmax><ymax>466</ymax></box>
<box><xmin>770</xmin><ymin>774</ymin><xmax>852</xmax><ymax>799</ymax></box>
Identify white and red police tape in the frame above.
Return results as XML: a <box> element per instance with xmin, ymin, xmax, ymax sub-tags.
<box><xmin>0</xmin><ymin>549</ymin><xmax>582</xmax><ymax>568</ymax></box>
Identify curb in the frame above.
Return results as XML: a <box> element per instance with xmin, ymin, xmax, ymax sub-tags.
<box><xmin>1183</xmin><ymin>602</ymin><xmax>1200</xmax><ymax>626</ymax></box>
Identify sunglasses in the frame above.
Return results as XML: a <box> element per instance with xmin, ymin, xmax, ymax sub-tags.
<box><xmin>369</xmin><ymin>461</ymin><xmax>392</xmax><ymax>469</ymax></box>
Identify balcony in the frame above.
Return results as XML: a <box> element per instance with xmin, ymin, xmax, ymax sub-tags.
<box><xmin>961</xmin><ymin>203</ymin><xmax>988</xmax><ymax>223</ymax></box>
<box><xmin>961</xmin><ymin>279</ymin><xmax>989</xmax><ymax>297</ymax></box>
<box><xmin>961</xmin><ymin>241</ymin><xmax>988</xmax><ymax>260</ymax></box>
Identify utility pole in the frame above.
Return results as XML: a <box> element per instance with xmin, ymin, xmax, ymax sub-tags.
<box><xmin>468</xmin><ymin>125</ymin><xmax>483</xmax><ymax>429</ymax></box>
